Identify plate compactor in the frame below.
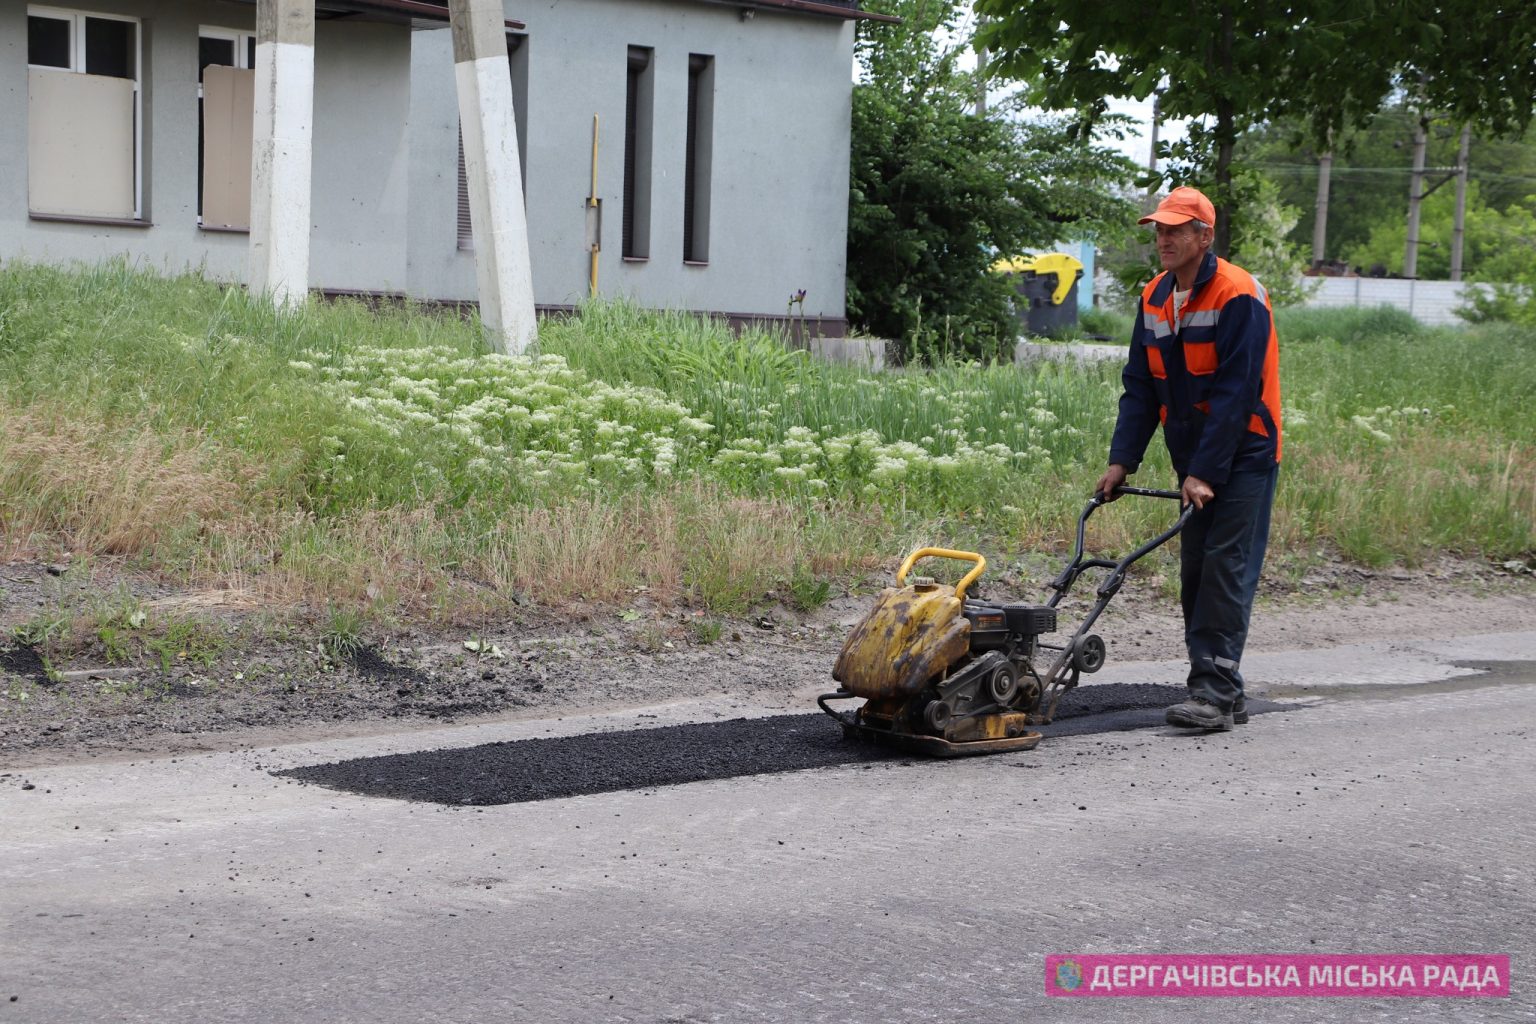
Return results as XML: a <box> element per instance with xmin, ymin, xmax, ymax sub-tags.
<box><xmin>819</xmin><ymin>486</ymin><xmax>1193</xmax><ymax>757</ymax></box>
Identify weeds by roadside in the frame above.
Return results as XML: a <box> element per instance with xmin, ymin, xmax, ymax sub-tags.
<box><xmin>319</xmin><ymin>604</ymin><xmax>366</xmax><ymax>661</ymax></box>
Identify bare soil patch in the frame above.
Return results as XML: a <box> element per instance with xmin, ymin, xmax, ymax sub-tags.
<box><xmin>1</xmin><ymin>553</ymin><xmax>1531</xmax><ymax>769</ymax></box>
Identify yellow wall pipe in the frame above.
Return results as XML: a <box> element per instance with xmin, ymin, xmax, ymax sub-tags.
<box><xmin>588</xmin><ymin>114</ymin><xmax>600</xmax><ymax>299</ymax></box>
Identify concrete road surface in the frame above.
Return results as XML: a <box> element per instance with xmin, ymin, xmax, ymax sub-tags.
<box><xmin>4</xmin><ymin>631</ymin><xmax>1534</xmax><ymax>1023</ymax></box>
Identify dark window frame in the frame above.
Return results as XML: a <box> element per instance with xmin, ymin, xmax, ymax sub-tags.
<box><xmin>457</xmin><ymin>32</ymin><xmax>530</xmax><ymax>252</ymax></box>
<box><xmin>683</xmin><ymin>53</ymin><xmax>714</xmax><ymax>265</ymax></box>
<box><xmin>622</xmin><ymin>45</ymin><xmax>654</xmax><ymax>261</ymax></box>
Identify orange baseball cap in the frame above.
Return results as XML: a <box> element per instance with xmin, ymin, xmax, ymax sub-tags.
<box><xmin>1138</xmin><ymin>186</ymin><xmax>1216</xmax><ymax>227</ymax></box>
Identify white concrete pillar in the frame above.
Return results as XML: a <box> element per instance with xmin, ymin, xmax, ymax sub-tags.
<box><xmin>249</xmin><ymin>0</ymin><xmax>315</xmax><ymax>309</ymax></box>
<box><xmin>1311</xmin><ymin>150</ymin><xmax>1332</xmax><ymax>266</ymax></box>
<box><xmin>449</xmin><ymin>0</ymin><xmax>536</xmax><ymax>354</ymax></box>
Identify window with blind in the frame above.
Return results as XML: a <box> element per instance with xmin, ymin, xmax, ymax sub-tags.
<box><xmin>457</xmin><ymin>32</ymin><xmax>529</xmax><ymax>251</ymax></box>
<box><xmin>199</xmin><ymin>28</ymin><xmax>256</xmax><ymax>231</ymax></box>
<box><xmin>622</xmin><ymin>45</ymin><xmax>654</xmax><ymax>261</ymax></box>
<box><xmin>683</xmin><ymin>54</ymin><xmax>714</xmax><ymax>265</ymax></box>
<box><xmin>26</xmin><ymin>6</ymin><xmax>142</xmax><ymax>221</ymax></box>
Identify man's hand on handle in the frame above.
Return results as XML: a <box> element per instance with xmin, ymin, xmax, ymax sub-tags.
<box><xmin>1181</xmin><ymin>474</ymin><xmax>1215</xmax><ymax>510</ymax></box>
<box><xmin>1098</xmin><ymin>465</ymin><xmax>1215</xmax><ymax>509</ymax></box>
<box><xmin>1096</xmin><ymin>464</ymin><xmax>1129</xmax><ymax>501</ymax></box>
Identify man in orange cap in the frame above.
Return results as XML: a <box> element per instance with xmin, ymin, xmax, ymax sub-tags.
<box><xmin>1095</xmin><ymin>186</ymin><xmax>1283</xmax><ymax>732</ymax></box>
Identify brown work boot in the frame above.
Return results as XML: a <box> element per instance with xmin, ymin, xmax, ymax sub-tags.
<box><xmin>1233</xmin><ymin>696</ymin><xmax>1249</xmax><ymax>725</ymax></box>
<box><xmin>1165</xmin><ymin>696</ymin><xmax>1234</xmax><ymax>732</ymax></box>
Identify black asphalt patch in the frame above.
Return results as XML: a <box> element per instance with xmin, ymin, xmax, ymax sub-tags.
<box><xmin>281</xmin><ymin>712</ymin><xmax>896</xmax><ymax>806</ymax></box>
<box><xmin>0</xmin><ymin>645</ymin><xmax>54</xmax><ymax>687</ymax></box>
<box><xmin>279</xmin><ymin>682</ymin><xmax>1289</xmax><ymax>806</ymax></box>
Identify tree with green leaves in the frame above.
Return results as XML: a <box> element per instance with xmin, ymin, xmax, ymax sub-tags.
<box><xmin>1336</xmin><ymin>181</ymin><xmax>1536</xmax><ymax>281</ymax></box>
<box><xmin>975</xmin><ymin>1</ymin><xmax>1536</xmax><ymax>257</ymax></box>
<box><xmin>847</xmin><ymin>0</ymin><xmax>1138</xmax><ymax>361</ymax></box>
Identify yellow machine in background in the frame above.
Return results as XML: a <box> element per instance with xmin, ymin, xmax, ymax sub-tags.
<box><xmin>994</xmin><ymin>252</ymin><xmax>1086</xmax><ymax>336</ymax></box>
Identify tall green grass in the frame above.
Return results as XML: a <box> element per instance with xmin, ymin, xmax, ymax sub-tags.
<box><xmin>0</xmin><ymin>260</ymin><xmax>480</xmax><ymax>508</ymax></box>
<box><xmin>1271</xmin><ymin>310</ymin><xmax>1534</xmax><ymax>564</ymax></box>
<box><xmin>1274</xmin><ymin>304</ymin><xmax>1423</xmax><ymax>345</ymax></box>
<box><xmin>543</xmin><ymin>295</ymin><xmax>1535</xmax><ymax>562</ymax></box>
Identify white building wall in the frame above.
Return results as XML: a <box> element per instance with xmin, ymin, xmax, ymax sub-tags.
<box><xmin>2</xmin><ymin>0</ymin><xmax>856</xmax><ymax>325</ymax></box>
<box><xmin>310</xmin><ymin>21</ymin><xmax>411</xmax><ymax>293</ymax></box>
<box><xmin>406</xmin><ymin>0</ymin><xmax>855</xmax><ymax>324</ymax></box>
<box><xmin>0</xmin><ymin>4</ymin><xmax>412</xmax><ymax>294</ymax></box>
<box><xmin>0</xmin><ymin>1</ymin><xmax>248</xmax><ymax>278</ymax></box>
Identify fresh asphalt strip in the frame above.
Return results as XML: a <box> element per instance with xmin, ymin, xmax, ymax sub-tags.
<box><xmin>278</xmin><ymin>683</ymin><xmax>1289</xmax><ymax>806</ymax></box>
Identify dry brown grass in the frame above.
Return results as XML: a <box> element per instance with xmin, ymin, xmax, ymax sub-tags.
<box><xmin>471</xmin><ymin>491</ymin><xmax>686</xmax><ymax>606</ymax></box>
<box><xmin>262</xmin><ymin>481</ymin><xmax>889</xmax><ymax>622</ymax></box>
<box><xmin>1</xmin><ymin>411</ymin><xmax>888</xmax><ymax>623</ymax></box>
<box><xmin>0</xmin><ymin>405</ymin><xmax>250</xmax><ymax>561</ymax></box>
<box><xmin>6</xmin><ymin>401</ymin><xmax>1527</xmax><ymax>632</ymax></box>
<box><xmin>460</xmin><ymin>480</ymin><xmax>886</xmax><ymax>615</ymax></box>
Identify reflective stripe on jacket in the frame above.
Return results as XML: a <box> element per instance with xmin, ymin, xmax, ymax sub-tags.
<box><xmin>1108</xmin><ymin>250</ymin><xmax>1282</xmax><ymax>485</ymax></box>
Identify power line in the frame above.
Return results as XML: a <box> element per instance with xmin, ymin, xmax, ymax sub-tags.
<box><xmin>1254</xmin><ymin>163</ymin><xmax>1458</xmax><ymax>174</ymax></box>
<box><xmin>1252</xmin><ymin>162</ymin><xmax>1536</xmax><ymax>184</ymax></box>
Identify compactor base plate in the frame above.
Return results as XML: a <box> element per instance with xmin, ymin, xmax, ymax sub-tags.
<box><xmin>860</xmin><ymin>727</ymin><xmax>1044</xmax><ymax>758</ymax></box>
<box><xmin>820</xmin><ymin>695</ymin><xmax>1043</xmax><ymax>758</ymax></box>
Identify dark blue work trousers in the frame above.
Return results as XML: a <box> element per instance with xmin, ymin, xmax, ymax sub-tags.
<box><xmin>1179</xmin><ymin>463</ymin><xmax>1279</xmax><ymax>711</ymax></box>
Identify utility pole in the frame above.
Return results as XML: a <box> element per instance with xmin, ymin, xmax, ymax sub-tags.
<box><xmin>249</xmin><ymin>0</ymin><xmax>314</xmax><ymax>309</ymax></box>
<box><xmin>1141</xmin><ymin>88</ymin><xmax>1164</xmax><ymax>224</ymax></box>
<box><xmin>1450</xmin><ymin>124</ymin><xmax>1472</xmax><ymax>282</ymax></box>
<box><xmin>1403</xmin><ymin>116</ymin><xmax>1428</xmax><ymax>279</ymax></box>
<box><xmin>974</xmin><ymin>14</ymin><xmax>988</xmax><ymax>117</ymax></box>
<box><xmin>448</xmin><ymin>0</ymin><xmax>536</xmax><ymax>354</ymax></box>
<box><xmin>1311</xmin><ymin>148</ymin><xmax>1332</xmax><ymax>267</ymax></box>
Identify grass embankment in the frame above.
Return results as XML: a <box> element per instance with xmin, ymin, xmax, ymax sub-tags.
<box><xmin>0</xmin><ymin>262</ymin><xmax>1531</xmax><ymax>635</ymax></box>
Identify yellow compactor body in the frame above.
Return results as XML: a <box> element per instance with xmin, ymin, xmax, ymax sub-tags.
<box><xmin>818</xmin><ymin>488</ymin><xmax>1194</xmax><ymax>757</ymax></box>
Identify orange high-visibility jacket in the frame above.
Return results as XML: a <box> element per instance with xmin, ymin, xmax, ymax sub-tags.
<box><xmin>1109</xmin><ymin>251</ymin><xmax>1282</xmax><ymax>485</ymax></box>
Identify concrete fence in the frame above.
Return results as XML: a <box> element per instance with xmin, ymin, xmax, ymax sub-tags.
<box><xmin>1294</xmin><ymin>277</ymin><xmax>1501</xmax><ymax>326</ymax></box>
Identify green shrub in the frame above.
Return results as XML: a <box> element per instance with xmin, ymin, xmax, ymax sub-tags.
<box><xmin>1076</xmin><ymin>306</ymin><xmax>1134</xmax><ymax>341</ymax></box>
<box><xmin>1275</xmin><ymin>305</ymin><xmax>1423</xmax><ymax>344</ymax></box>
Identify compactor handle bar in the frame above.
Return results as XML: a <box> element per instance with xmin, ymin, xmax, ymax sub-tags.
<box><xmin>897</xmin><ymin>547</ymin><xmax>987</xmax><ymax>602</ymax></box>
<box><xmin>1047</xmin><ymin>485</ymin><xmax>1192</xmax><ymax>607</ymax></box>
<box><xmin>894</xmin><ymin>488</ymin><xmax>1185</xmax><ymax>607</ymax></box>
<box><xmin>1029</xmin><ymin>485</ymin><xmax>1193</xmax><ymax>722</ymax></box>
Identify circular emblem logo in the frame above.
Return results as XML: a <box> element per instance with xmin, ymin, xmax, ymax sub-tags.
<box><xmin>1055</xmin><ymin>960</ymin><xmax>1084</xmax><ymax>992</ymax></box>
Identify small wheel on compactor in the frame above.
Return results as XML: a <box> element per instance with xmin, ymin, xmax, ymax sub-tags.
<box><xmin>1072</xmin><ymin>633</ymin><xmax>1107</xmax><ymax>673</ymax></box>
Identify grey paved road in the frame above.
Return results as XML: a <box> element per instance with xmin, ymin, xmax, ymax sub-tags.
<box><xmin>4</xmin><ymin>631</ymin><xmax>1534</xmax><ymax>1023</ymax></box>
